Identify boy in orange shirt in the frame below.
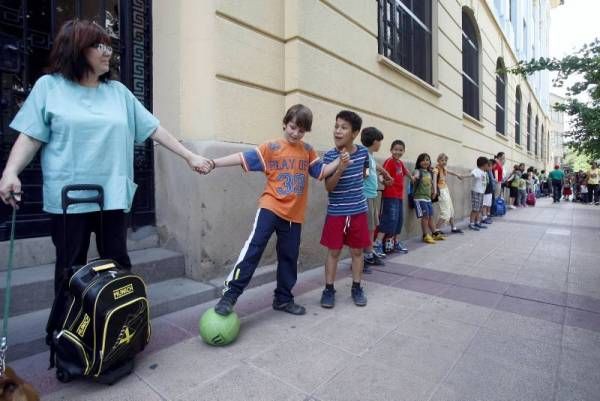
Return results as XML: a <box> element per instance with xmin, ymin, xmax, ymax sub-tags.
<box><xmin>203</xmin><ymin>104</ymin><xmax>344</xmax><ymax>316</ymax></box>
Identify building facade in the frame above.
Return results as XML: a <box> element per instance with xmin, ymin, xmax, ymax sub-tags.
<box><xmin>0</xmin><ymin>0</ymin><xmax>560</xmax><ymax>279</ymax></box>
<box><xmin>549</xmin><ymin>92</ymin><xmax>567</xmax><ymax>166</ymax></box>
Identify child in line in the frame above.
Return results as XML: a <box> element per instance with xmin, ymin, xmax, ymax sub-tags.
<box><xmin>207</xmin><ymin>104</ymin><xmax>342</xmax><ymax>316</ymax></box>
<box><xmin>469</xmin><ymin>156</ymin><xmax>489</xmax><ymax>231</ymax></box>
<box><xmin>481</xmin><ymin>159</ymin><xmax>494</xmax><ymax>224</ymax></box>
<box><xmin>432</xmin><ymin>153</ymin><xmax>467</xmax><ymax>235</ymax></box>
<box><xmin>517</xmin><ymin>173</ymin><xmax>528</xmax><ymax>206</ymax></box>
<box><xmin>320</xmin><ymin>110</ymin><xmax>371</xmax><ymax>308</ymax></box>
<box><xmin>506</xmin><ymin>164</ymin><xmax>521</xmax><ymax>209</ymax></box>
<box><xmin>360</xmin><ymin>127</ymin><xmax>392</xmax><ymax>271</ymax></box>
<box><xmin>374</xmin><ymin>140</ymin><xmax>412</xmax><ymax>254</ymax></box>
<box><xmin>412</xmin><ymin>153</ymin><xmax>440</xmax><ymax>244</ymax></box>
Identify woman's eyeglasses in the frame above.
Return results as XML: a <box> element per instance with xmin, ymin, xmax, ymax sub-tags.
<box><xmin>93</xmin><ymin>43</ymin><xmax>113</xmax><ymax>55</ymax></box>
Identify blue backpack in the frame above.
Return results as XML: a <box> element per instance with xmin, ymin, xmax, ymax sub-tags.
<box><xmin>493</xmin><ymin>197</ymin><xmax>506</xmax><ymax>216</ymax></box>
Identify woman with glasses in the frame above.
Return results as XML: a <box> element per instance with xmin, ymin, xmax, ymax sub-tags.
<box><xmin>0</xmin><ymin>19</ymin><xmax>210</xmax><ymax>296</ymax></box>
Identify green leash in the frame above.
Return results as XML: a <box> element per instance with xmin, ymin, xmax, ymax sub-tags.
<box><xmin>1</xmin><ymin>198</ymin><xmax>18</xmax><ymax>376</ymax></box>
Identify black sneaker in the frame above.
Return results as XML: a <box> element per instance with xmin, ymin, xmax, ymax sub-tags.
<box><xmin>351</xmin><ymin>286</ymin><xmax>367</xmax><ymax>306</ymax></box>
<box><xmin>273</xmin><ymin>300</ymin><xmax>306</xmax><ymax>315</ymax></box>
<box><xmin>320</xmin><ymin>288</ymin><xmax>336</xmax><ymax>308</ymax></box>
<box><xmin>451</xmin><ymin>228</ymin><xmax>464</xmax><ymax>234</ymax></box>
<box><xmin>468</xmin><ymin>223</ymin><xmax>480</xmax><ymax>231</ymax></box>
<box><xmin>214</xmin><ymin>296</ymin><xmax>236</xmax><ymax>316</ymax></box>
<box><xmin>364</xmin><ymin>254</ymin><xmax>384</xmax><ymax>267</ymax></box>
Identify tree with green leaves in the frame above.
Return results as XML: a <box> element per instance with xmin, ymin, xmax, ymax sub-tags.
<box><xmin>507</xmin><ymin>38</ymin><xmax>600</xmax><ymax>161</ymax></box>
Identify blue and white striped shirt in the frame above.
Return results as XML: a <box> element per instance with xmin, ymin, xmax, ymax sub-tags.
<box><xmin>323</xmin><ymin>145</ymin><xmax>369</xmax><ymax>216</ymax></box>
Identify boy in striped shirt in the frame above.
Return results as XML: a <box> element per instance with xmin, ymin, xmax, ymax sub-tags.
<box><xmin>320</xmin><ymin>110</ymin><xmax>371</xmax><ymax>308</ymax></box>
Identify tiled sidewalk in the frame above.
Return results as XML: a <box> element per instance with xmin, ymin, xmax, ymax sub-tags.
<box><xmin>11</xmin><ymin>198</ymin><xmax>600</xmax><ymax>401</ymax></box>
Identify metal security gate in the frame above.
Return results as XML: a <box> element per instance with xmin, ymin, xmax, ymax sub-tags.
<box><xmin>0</xmin><ymin>0</ymin><xmax>154</xmax><ymax>240</ymax></box>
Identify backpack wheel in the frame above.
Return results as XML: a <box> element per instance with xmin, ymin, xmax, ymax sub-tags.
<box><xmin>56</xmin><ymin>368</ymin><xmax>72</xmax><ymax>383</ymax></box>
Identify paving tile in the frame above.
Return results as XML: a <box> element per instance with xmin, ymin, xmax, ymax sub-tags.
<box><xmin>562</xmin><ymin>325</ymin><xmax>600</xmax><ymax>358</ymax></box>
<box><xmin>362</xmin><ymin>268</ymin><xmax>405</xmax><ymax>285</ymax></box>
<box><xmin>496</xmin><ymin>296</ymin><xmax>565</xmax><ymax>325</ymax></box>
<box><xmin>564</xmin><ymin>308</ymin><xmax>600</xmax><ymax>332</ymax></box>
<box><xmin>555</xmin><ymin>379</ymin><xmax>600</xmax><ymax>401</ymax></box>
<box><xmin>374</xmin><ymin>261</ymin><xmax>420</xmax><ymax>276</ymax></box>
<box><xmin>440</xmin><ymin>285</ymin><xmax>502</xmax><ymax>308</ymax></box>
<box><xmin>566</xmin><ymin>292</ymin><xmax>600</xmax><ymax>313</ymax></box>
<box><xmin>505</xmin><ymin>283</ymin><xmax>567</xmax><ymax>305</ymax></box>
<box><xmin>314</xmin><ymin>358</ymin><xmax>437</xmax><ymax>401</ymax></box>
<box><xmin>484</xmin><ymin>310</ymin><xmax>563</xmax><ymax>346</ymax></box>
<box><xmin>395</xmin><ymin>312</ymin><xmax>479</xmax><ymax>349</ymax></box>
<box><xmin>304</xmin><ymin>303</ymin><xmax>412</xmax><ymax>355</ymax></box>
<box><xmin>176</xmin><ymin>365</ymin><xmax>307</xmax><ymax>401</ymax></box>
<box><xmin>360</xmin><ymin>282</ymin><xmax>432</xmax><ymax>309</ymax></box>
<box><xmin>44</xmin><ymin>372</ymin><xmax>163</xmax><ymax>401</ymax></box>
<box><xmin>249</xmin><ymin>336</ymin><xmax>354</xmax><ymax>394</ymax></box>
<box><xmin>418</xmin><ymin>297</ymin><xmax>494</xmax><ymax>326</ymax></box>
<box><xmin>459</xmin><ymin>266</ymin><xmax>518</xmax><ymax>284</ymax></box>
<box><xmin>136</xmin><ymin>337</ymin><xmax>238</xmax><ymax>398</ymax></box>
<box><xmin>438</xmin><ymin>352</ymin><xmax>555</xmax><ymax>401</ymax></box>
<box><xmin>558</xmin><ymin>348</ymin><xmax>600</xmax><ymax>392</ymax></box>
<box><xmin>392</xmin><ymin>277</ymin><xmax>451</xmax><ymax>296</ymax></box>
<box><xmin>466</xmin><ymin>328</ymin><xmax>561</xmax><ymax>374</ymax></box>
<box><xmin>363</xmin><ymin>332</ymin><xmax>464</xmax><ymax>382</ymax></box>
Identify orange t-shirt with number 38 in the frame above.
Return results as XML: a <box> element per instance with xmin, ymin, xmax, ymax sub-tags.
<box><xmin>239</xmin><ymin>138</ymin><xmax>325</xmax><ymax>223</ymax></box>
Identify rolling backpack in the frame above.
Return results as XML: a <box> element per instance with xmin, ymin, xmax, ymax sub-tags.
<box><xmin>526</xmin><ymin>192</ymin><xmax>536</xmax><ymax>206</ymax></box>
<box><xmin>493</xmin><ymin>197</ymin><xmax>506</xmax><ymax>216</ymax></box>
<box><xmin>46</xmin><ymin>185</ymin><xmax>151</xmax><ymax>384</ymax></box>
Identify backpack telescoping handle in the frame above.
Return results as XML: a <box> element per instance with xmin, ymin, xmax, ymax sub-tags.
<box><xmin>61</xmin><ymin>184</ymin><xmax>105</xmax><ymax>262</ymax></box>
<box><xmin>61</xmin><ymin>184</ymin><xmax>104</xmax><ymax>211</ymax></box>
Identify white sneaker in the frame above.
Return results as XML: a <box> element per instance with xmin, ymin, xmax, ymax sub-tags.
<box><xmin>508</xmin><ymin>205</ymin><xmax>516</xmax><ymax>209</ymax></box>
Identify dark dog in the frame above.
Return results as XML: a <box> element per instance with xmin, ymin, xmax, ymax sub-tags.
<box><xmin>0</xmin><ymin>367</ymin><xmax>39</xmax><ymax>401</ymax></box>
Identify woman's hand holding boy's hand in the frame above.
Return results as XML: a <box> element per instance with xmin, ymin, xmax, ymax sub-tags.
<box><xmin>187</xmin><ymin>154</ymin><xmax>213</xmax><ymax>174</ymax></box>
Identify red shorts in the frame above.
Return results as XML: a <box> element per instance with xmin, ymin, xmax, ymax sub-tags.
<box><xmin>320</xmin><ymin>213</ymin><xmax>371</xmax><ymax>250</ymax></box>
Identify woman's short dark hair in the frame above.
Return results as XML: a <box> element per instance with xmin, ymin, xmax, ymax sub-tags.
<box><xmin>47</xmin><ymin>19</ymin><xmax>112</xmax><ymax>83</ymax></box>
<box><xmin>283</xmin><ymin>104</ymin><xmax>313</xmax><ymax>132</ymax></box>
<box><xmin>336</xmin><ymin>110</ymin><xmax>362</xmax><ymax>132</ymax></box>
<box><xmin>360</xmin><ymin>127</ymin><xmax>383</xmax><ymax>147</ymax></box>
<box><xmin>390</xmin><ymin>139</ymin><xmax>405</xmax><ymax>151</ymax></box>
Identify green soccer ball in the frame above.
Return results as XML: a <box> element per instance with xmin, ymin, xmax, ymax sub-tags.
<box><xmin>199</xmin><ymin>308</ymin><xmax>241</xmax><ymax>346</ymax></box>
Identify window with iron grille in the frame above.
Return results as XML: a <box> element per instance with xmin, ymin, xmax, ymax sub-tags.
<box><xmin>527</xmin><ymin>104</ymin><xmax>532</xmax><ymax>152</ymax></box>
<box><xmin>515</xmin><ymin>87</ymin><xmax>522</xmax><ymax>145</ymax></box>
<box><xmin>378</xmin><ymin>0</ymin><xmax>432</xmax><ymax>84</ymax></box>
<box><xmin>541</xmin><ymin>125</ymin><xmax>545</xmax><ymax>160</ymax></box>
<box><xmin>496</xmin><ymin>59</ymin><xmax>506</xmax><ymax>134</ymax></box>
<box><xmin>535</xmin><ymin>116</ymin><xmax>539</xmax><ymax>156</ymax></box>
<box><xmin>462</xmin><ymin>10</ymin><xmax>479</xmax><ymax>119</ymax></box>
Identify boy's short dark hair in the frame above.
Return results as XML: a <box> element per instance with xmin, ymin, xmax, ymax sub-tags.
<box><xmin>336</xmin><ymin>110</ymin><xmax>362</xmax><ymax>132</ymax></box>
<box><xmin>283</xmin><ymin>104</ymin><xmax>313</xmax><ymax>132</ymax></box>
<box><xmin>360</xmin><ymin>127</ymin><xmax>383</xmax><ymax>147</ymax></box>
<box><xmin>390</xmin><ymin>139</ymin><xmax>405</xmax><ymax>150</ymax></box>
<box><xmin>476</xmin><ymin>156</ymin><xmax>488</xmax><ymax>167</ymax></box>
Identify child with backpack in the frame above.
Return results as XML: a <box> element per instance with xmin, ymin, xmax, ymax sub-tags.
<box><xmin>411</xmin><ymin>153</ymin><xmax>440</xmax><ymax>244</ymax></box>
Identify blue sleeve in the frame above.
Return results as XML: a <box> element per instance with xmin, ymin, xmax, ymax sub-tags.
<box><xmin>241</xmin><ymin>148</ymin><xmax>265</xmax><ymax>172</ymax></box>
<box><xmin>308</xmin><ymin>159</ymin><xmax>324</xmax><ymax>179</ymax></box>
<box><xmin>122</xmin><ymin>84</ymin><xmax>159</xmax><ymax>143</ymax></box>
<box><xmin>9</xmin><ymin>76</ymin><xmax>51</xmax><ymax>143</ymax></box>
<box><xmin>323</xmin><ymin>149</ymin><xmax>336</xmax><ymax>164</ymax></box>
